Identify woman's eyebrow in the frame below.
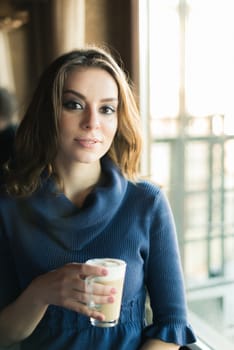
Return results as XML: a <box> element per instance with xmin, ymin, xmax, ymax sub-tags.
<box><xmin>63</xmin><ymin>89</ymin><xmax>85</xmax><ymax>100</ymax></box>
<box><xmin>63</xmin><ymin>89</ymin><xmax>118</xmax><ymax>103</ymax></box>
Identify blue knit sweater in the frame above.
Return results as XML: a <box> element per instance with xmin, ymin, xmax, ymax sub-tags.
<box><xmin>0</xmin><ymin>157</ymin><xmax>196</xmax><ymax>349</ymax></box>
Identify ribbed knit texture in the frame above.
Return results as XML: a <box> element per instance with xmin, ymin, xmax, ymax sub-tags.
<box><xmin>0</xmin><ymin>157</ymin><xmax>196</xmax><ymax>349</ymax></box>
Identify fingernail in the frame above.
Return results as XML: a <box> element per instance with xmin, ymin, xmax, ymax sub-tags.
<box><xmin>97</xmin><ymin>315</ymin><xmax>105</xmax><ymax>321</ymax></box>
<box><xmin>108</xmin><ymin>296</ymin><xmax>114</xmax><ymax>303</ymax></box>
<box><xmin>102</xmin><ymin>269</ymin><xmax>108</xmax><ymax>276</ymax></box>
<box><xmin>110</xmin><ymin>288</ymin><xmax>116</xmax><ymax>294</ymax></box>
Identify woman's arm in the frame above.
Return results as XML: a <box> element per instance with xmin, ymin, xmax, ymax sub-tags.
<box><xmin>0</xmin><ymin>263</ymin><xmax>114</xmax><ymax>347</ymax></box>
<box><xmin>0</xmin><ymin>285</ymin><xmax>48</xmax><ymax>347</ymax></box>
<box><xmin>139</xmin><ymin>339</ymin><xmax>179</xmax><ymax>350</ymax></box>
<box><xmin>143</xmin><ymin>188</ymin><xmax>196</xmax><ymax>346</ymax></box>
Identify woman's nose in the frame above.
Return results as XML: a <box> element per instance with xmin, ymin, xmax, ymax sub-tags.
<box><xmin>81</xmin><ymin>107</ymin><xmax>100</xmax><ymax>130</ymax></box>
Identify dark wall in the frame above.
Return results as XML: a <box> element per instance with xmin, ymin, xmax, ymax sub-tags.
<box><xmin>86</xmin><ymin>0</ymin><xmax>132</xmax><ymax>77</ymax></box>
<box><xmin>1</xmin><ymin>0</ymin><xmax>133</xmax><ymax>110</ymax></box>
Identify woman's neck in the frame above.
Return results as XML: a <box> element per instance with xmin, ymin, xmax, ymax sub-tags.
<box><xmin>56</xmin><ymin>161</ymin><xmax>102</xmax><ymax>207</ymax></box>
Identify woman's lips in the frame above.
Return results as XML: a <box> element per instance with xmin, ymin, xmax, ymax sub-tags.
<box><xmin>74</xmin><ymin>138</ymin><xmax>101</xmax><ymax>148</ymax></box>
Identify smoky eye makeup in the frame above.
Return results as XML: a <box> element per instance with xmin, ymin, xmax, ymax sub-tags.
<box><xmin>99</xmin><ymin>105</ymin><xmax>117</xmax><ymax>115</ymax></box>
<box><xmin>62</xmin><ymin>100</ymin><xmax>83</xmax><ymax>110</ymax></box>
<box><xmin>62</xmin><ymin>89</ymin><xmax>85</xmax><ymax>110</ymax></box>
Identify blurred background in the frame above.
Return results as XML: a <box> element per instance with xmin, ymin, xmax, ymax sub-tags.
<box><xmin>0</xmin><ymin>0</ymin><xmax>233</xmax><ymax>349</ymax></box>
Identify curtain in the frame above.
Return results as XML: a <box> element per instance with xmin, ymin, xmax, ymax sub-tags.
<box><xmin>49</xmin><ymin>0</ymin><xmax>85</xmax><ymax>59</ymax></box>
<box><xmin>30</xmin><ymin>0</ymin><xmax>85</xmax><ymax>77</ymax></box>
<box><xmin>0</xmin><ymin>31</ymin><xmax>15</xmax><ymax>91</ymax></box>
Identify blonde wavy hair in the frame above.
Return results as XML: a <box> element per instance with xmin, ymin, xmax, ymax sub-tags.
<box><xmin>5</xmin><ymin>45</ymin><xmax>142</xmax><ymax>197</ymax></box>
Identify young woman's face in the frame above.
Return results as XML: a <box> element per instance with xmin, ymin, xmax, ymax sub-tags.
<box><xmin>57</xmin><ymin>67</ymin><xmax>118</xmax><ymax>166</ymax></box>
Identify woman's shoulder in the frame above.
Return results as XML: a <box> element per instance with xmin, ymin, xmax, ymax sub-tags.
<box><xmin>0</xmin><ymin>184</ymin><xmax>16</xmax><ymax>207</ymax></box>
<box><xmin>129</xmin><ymin>178</ymin><xmax>163</xmax><ymax>195</ymax></box>
<box><xmin>125</xmin><ymin>180</ymin><xmax>173</xmax><ymax>220</ymax></box>
<box><xmin>127</xmin><ymin>178</ymin><xmax>168</xmax><ymax>205</ymax></box>
<box><xmin>0</xmin><ymin>187</ymin><xmax>14</xmax><ymax>218</ymax></box>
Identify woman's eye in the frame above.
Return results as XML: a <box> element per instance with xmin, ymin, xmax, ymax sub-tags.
<box><xmin>100</xmin><ymin>105</ymin><xmax>116</xmax><ymax>115</ymax></box>
<box><xmin>63</xmin><ymin>101</ymin><xmax>83</xmax><ymax>110</ymax></box>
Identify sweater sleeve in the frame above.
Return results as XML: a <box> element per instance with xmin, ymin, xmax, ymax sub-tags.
<box><xmin>143</xmin><ymin>188</ymin><xmax>196</xmax><ymax>345</ymax></box>
<box><xmin>0</xmin><ymin>225</ymin><xmax>20</xmax><ymax>311</ymax></box>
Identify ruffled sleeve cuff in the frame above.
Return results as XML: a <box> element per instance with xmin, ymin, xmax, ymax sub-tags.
<box><xmin>143</xmin><ymin>321</ymin><xmax>197</xmax><ymax>345</ymax></box>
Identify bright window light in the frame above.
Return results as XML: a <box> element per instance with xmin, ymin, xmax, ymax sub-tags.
<box><xmin>149</xmin><ymin>0</ymin><xmax>234</xmax><ymax>135</ymax></box>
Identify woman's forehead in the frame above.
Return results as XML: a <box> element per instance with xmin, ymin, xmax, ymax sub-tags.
<box><xmin>59</xmin><ymin>68</ymin><xmax>119</xmax><ymax>106</ymax></box>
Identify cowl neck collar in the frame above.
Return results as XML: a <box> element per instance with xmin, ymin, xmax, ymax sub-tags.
<box><xmin>28</xmin><ymin>157</ymin><xmax>128</xmax><ymax>250</ymax></box>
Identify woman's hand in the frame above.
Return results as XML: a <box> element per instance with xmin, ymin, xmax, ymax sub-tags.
<box><xmin>30</xmin><ymin>262</ymin><xmax>116</xmax><ymax>320</ymax></box>
<box><xmin>0</xmin><ymin>262</ymin><xmax>116</xmax><ymax>346</ymax></box>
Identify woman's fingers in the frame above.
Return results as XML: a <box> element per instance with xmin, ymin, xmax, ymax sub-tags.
<box><xmin>73</xmin><ymin>277</ymin><xmax>116</xmax><ymax>295</ymax></box>
<box><xmin>67</xmin><ymin>262</ymin><xmax>108</xmax><ymax>279</ymax></box>
<box><xmin>31</xmin><ymin>262</ymin><xmax>115</xmax><ymax>318</ymax></box>
<box><xmin>65</xmin><ymin>300</ymin><xmax>106</xmax><ymax>321</ymax></box>
<box><xmin>70</xmin><ymin>287</ymin><xmax>115</xmax><ymax>305</ymax></box>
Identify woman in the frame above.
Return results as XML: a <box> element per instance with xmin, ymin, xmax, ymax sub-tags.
<box><xmin>0</xmin><ymin>46</ymin><xmax>196</xmax><ymax>349</ymax></box>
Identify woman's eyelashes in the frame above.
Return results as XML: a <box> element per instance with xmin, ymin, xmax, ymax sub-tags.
<box><xmin>62</xmin><ymin>100</ymin><xmax>117</xmax><ymax>115</ymax></box>
<box><xmin>99</xmin><ymin>105</ymin><xmax>116</xmax><ymax>115</ymax></box>
<box><xmin>63</xmin><ymin>100</ymin><xmax>83</xmax><ymax>110</ymax></box>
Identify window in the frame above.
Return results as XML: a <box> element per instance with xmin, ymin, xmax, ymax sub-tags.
<box><xmin>139</xmin><ymin>0</ymin><xmax>234</xmax><ymax>344</ymax></box>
